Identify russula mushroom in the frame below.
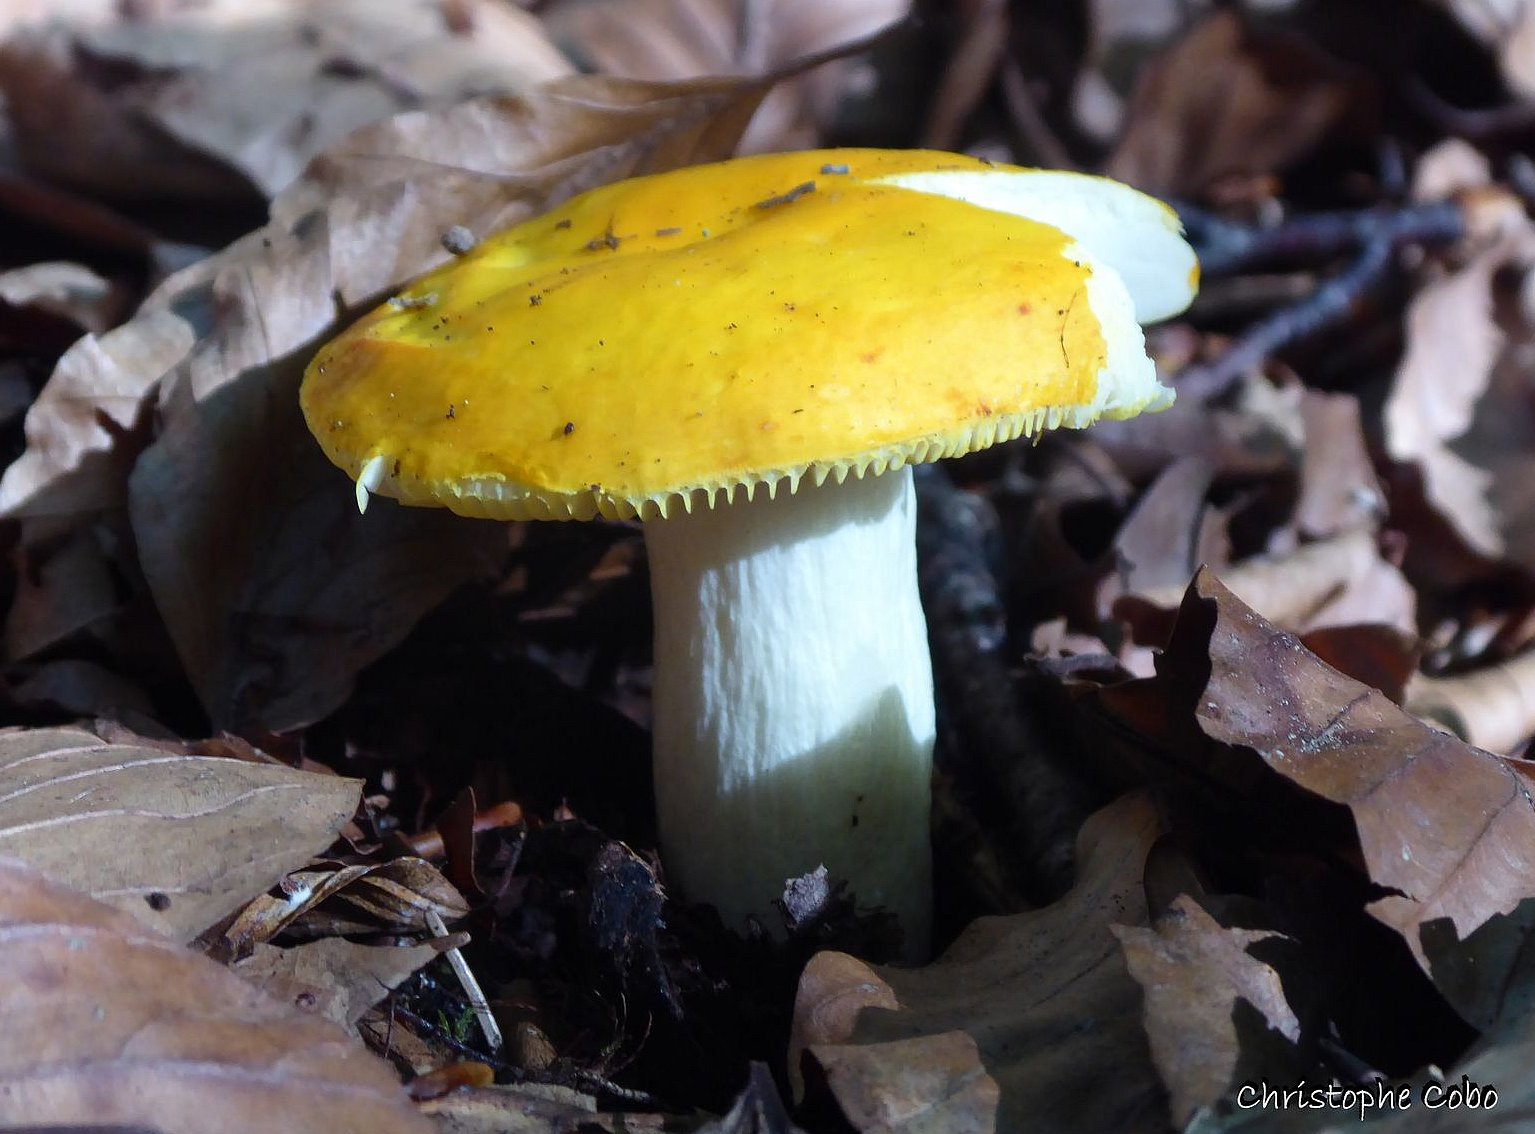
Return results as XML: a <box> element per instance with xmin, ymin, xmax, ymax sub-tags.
<box><xmin>301</xmin><ymin>149</ymin><xmax>1198</xmax><ymax>955</ymax></box>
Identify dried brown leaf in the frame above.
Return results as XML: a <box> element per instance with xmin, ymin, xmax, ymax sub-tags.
<box><xmin>8</xmin><ymin>656</ymin><xmax>156</xmax><ymax>720</ymax></box>
<box><xmin>1100</xmin><ymin>571</ymin><xmax>1535</xmax><ymax>977</ymax></box>
<box><xmin>5</xmin><ymin>62</ymin><xmax>783</xmax><ymax>731</ymax></box>
<box><xmin>791</xmin><ymin>793</ymin><xmax>1166</xmax><ymax>1133</ymax></box>
<box><xmin>126</xmin><ymin>225</ymin><xmax>505</xmax><ymax>731</ymax></box>
<box><xmin>1382</xmin><ymin>224</ymin><xmax>1534</xmax><ymax>559</ymax></box>
<box><xmin>1115</xmin><ymin>896</ymin><xmax>1301</xmax><ymax>1126</ymax></box>
<box><xmin>416</xmin><ymin>1082</ymin><xmax>647</xmax><ymax>1132</ymax></box>
<box><xmin>0</xmin><ymin>724</ymin><xmax>360</xmax><ymax>943</ymax></box>
<box><xmin>0</xmin><ymin>261</ymin><xmax>115</xmax><ymax>333</ymax></box>
<box><xmin>545</xmin><ymin>0</ymin><xmax>905</xmax><ymax>152</ymax></box>
<box><xmin>236</xmin><ymin>937</ymin><xmax>441</xmax><ymax>1026</ymax></box>
<box><xmin>1407</xmin><ymin>651</ymin><xmax>1535</xmax><ymax>754</ymax></box>
<box><xmin>0</xmin><ymin>858</ymin><xmax>434</xmax><ymax>1134</ymax></box>
<box><xmin>273</xmin><ymin>70</ymin><xmax>796</xmax><ymax>307</ymax></box>
<box><xmin>1106</xmin><ymin>455</ymin><xmax>1223</xmax><ymax>600</ymax></box>
<box><xmin>0</xmin><ymin>309</ymin><xmax>195</xmax><ymax>518</ymax></box>
<box><xmin>221</xmin><ymin>857</ymin><xmax>469</xmax><ymax>952</ymax></box>
<box><xmin>0</xmin><ymin>0</ymin><xmax>572</xmax><ymax>201</ymax></box>
<box><xmin>809</xmin><ymin>1032</ymin><xmax>997</xmax><ymax>1134</ymax></box>
<box><xmin>1106</xmin><ymin>8</ymin><xmax>1372</xmax><ymax>197</ymax></box>
<box><xmin>1295</xmin><ymin>391</ymin><xmax>1383</xmax><ymax>540</ymax></box>
<box><xmin>1117</xmin><ymin>527</ymin><xmax>1416</xmax><ymax>642</ymax></box>
<box><xmin>1300</xmin><ymin>623</ymin><xmax>1419</xmax><ymax>706</ymax></box>
<box><xmin>3</xmin><ymin>516</ymin><xmax>120</xmax><ymax>660</ymax></box>
<box><xmin>1437</xmin><ymin>0</ymin><xmax>1535</xmax><ymax>99</ymax></box>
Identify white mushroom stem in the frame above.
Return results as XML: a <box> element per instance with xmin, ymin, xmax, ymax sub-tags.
<box><xmin>645</xmin><ymin>465</ymin><xmax>935</xmax><ymax>956</ymax></box>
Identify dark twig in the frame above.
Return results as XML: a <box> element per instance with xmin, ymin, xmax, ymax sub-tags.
<box><xmin>1403</xmin><ymin>76</ymin><xmax>1535</xmax><ymax>143</ymax></box>
<box><xmin>1176</xmin><ymin>199</ymin><xmax>1465</xmax><ymax>278</ymax></box>
<box><xmin>1173</xmin><ymin>199</ymin><xmax>1466</xmax><ymax>401</ymax></box>
<box><xmin>998</xmin><ymin>58</ymin><xmax>1077</xmax><ymax>171</ymax></box>
<box><xmin>915</xmin><ymin>465</ymin><xmax>1098</xmax><ymax>906</ymax></box>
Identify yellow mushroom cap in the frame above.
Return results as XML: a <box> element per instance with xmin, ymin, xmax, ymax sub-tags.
<box><xmin>301</xmin><ymin>149</ymin><xmax>1198</xmax><ymax>522</ymax></box>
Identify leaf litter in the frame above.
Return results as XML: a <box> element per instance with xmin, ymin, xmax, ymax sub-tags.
<box><xmin>8</xmin><ymin>1</ymin><xmax>1535</xmax><ymax>1132</ymax></box>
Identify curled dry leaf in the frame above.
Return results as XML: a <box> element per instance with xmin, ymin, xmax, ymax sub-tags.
<box><xmin>221</xmin><ymin>856</ymin><xmax>469</xmax><ymax>953</ymax></box>
<box><xmin>1436</xmin><ymin>0</ymin><xmax>1535</xmax><ymax>99</ymax></box>
<box><xmin>125</xmin><ymin>233</ymin><xmax>505</xmax><ymax>730</ymax></box>
<box><xmin>5</xmin><ymin>67</ymin><xmax>783</xmax><ymax>730</ymax></box>
<box><xmin>0</xmin><ymin>0</ymin><xmax>572</xmax><ymax>201</ymax></box>
<box><xmin>3</xmin><ymin>515</ymin><xmax>121</xmax><ymax>661</ymax></box>
<box><xmin>274</xmin><ymin>68</ymin><xmax>804</xmax><ymax>307</ymax></box>
<box><xmin>1105</xmin><ymin>455</ymin><xmax>1225</xmax><ymax>602</ymax></box>
<box><xmin>1106</xmin><ymin>8</ymin><xmax>1373</xmax><ymax>198</ymax></box>
<box><xmin>1115</xmin><ymin>896</ymin><xmax>1301</xmax><ymax>1127</ymax></box>
<box><xmin>1383</xmin><ymin>206</ymin><xmax>1535</xmax><ymax>560</ymax></box>
<box><xmin>0</xmin><ymin>308</ymin><xmax>195</xmax><ymax>518</ymax></box>
<box><xmin>1189</xmin><ymin>900</ymin><xmax>1535</xmax><ymax>1132</ymax></box>
<box><xmin>544</xmin><ymin>0</ymin><xmax>906</xmax><ymax>153</ymax></box>
<box><xmin>237</xmin><ymin>937</ymin><xmax>443</xmax><ymax>1027</ymax></box>
<box><xmin>1407</xmin><ymin>650</ymin><xmax>1535</xmax><ymax>754</ymax></box>
<box><xmin>415</xmin><ymin>1080</ymin><xmax>663</xmax><ymax>1133</ymax></box>
<box><xmin>0</xmin><ymin>858</ymin><xmax>434</xmax><ymax>1134</ymax></box>
<box><xmin>791</xmin><ymin>794</ymin><xmax>1166</xmax><ymax>1133</ymax></box>
<box><xmin>9</xmin><ymin>657</ymin><xmax>157</xmax><ymax>724</ymax></box>
<box><xmin>1098</xmin><ymin>571</ymin><xmax>1535</xmax><ymax>980</ymax></box>
<box><xmin>1116</xmin><ymin>526</ymin><xmax>1416</xmax><ymax>644</ymax></box>
<box><xmin>0</xmin><ymin>260</ymin><xmax>115</xmax><ymax>333</ymax></box>
<box><xmin>0</xmin><ymin>723</ymin><xmax>359</xmax><ymax>943</ymax></box>
<box><xmin>1295</xmin><ymin>390</ymin><xmax>1384</xmax><ymax>540</ymax></box>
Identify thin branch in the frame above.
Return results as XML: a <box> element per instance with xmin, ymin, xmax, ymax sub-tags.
<box><xmin>1173</xmin><ymin>199</ymin><xmax>1467</xmax><ymax>400</ymax></box>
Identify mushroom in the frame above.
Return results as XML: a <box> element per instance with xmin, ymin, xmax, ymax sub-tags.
<box><xmin>301</xmin><ymin>149</ymin><xmax>1197</xmax><ymax>956</ymax></box>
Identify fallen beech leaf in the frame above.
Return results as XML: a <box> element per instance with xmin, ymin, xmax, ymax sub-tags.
<box><xmin>8</xmin><ymin>656</ymin><xmax>156</xmax><ymax>720</ymax></box>
<box><xmin>1106</xmin><ymin>8</ymin><xmax>1372</xmax><ymax>197</ymax></box>
<box><xmin>237</xmin><ymin>937</ymin><xmax>442</xmax><ymax>1026</ymax></box>
<box><xmin>1407</xmin><ymin>651</ymin><xmax>1535</xmax><ymax>754</ymax></box>
<box><xmin>1383</xmin><ymin>213</ymin><xmax>1535</xmax><ymax>559</ymax></box>
<box><xmin>1100</xmin><ymin>571</ymin><xmax>1535</xmax><ymax>978</ymax></box>
<box><xmin>808</xmin><ymin>1032</ymin><xmax>998</xmax><ymax>1134</ymax></box>
<box><xmin>791</xmin><ymin>794</ymin><xmax>1165</xmax><ymax>1133</ymax></box>
<box><xmin>1116</xmin><ymin>526</ymin><xmax>1416</xmax><ymax>642</ymax></box>
<box><xmin>0</xmin><ymin>308</ymin><xmax>195</xmax><ymax>518</ymax></box>
<box><xmin>1295</xmin><ymin>391</ymin><xmax>1383</xmax><ymax>540</ymax></box>
<box><xmin>1300</xmin><ymin>623</ymin><xmax>1419</xmax><ymax>706</ymax></box>
<box><xmin>1438</xmin><ymin>0</ymin><xmax>1535</xmax><ymax>99</ymax></box>
<box><xmin>0</xmin><ymin>858</ymin><xmax>434</xmax><ymax>1134</ymax></box>
<box><xmin>545</xmin><ymin>0</ymin><xmax>905</xmax><ymax>153</ymax></box>
<box><xmin>0</xmin><ymin>0</ymin><xmax>572</xmax><ymax>200</ymax></box>
<box><xmin>3</xmin><ymin>515</ymin><xmax>121</xmax><ymax>660</ymax></box>
<box><xmin>103</xmin><ymin>72</ymin><xmax>782</xmax><ymax>731</ymax></box>
<box><xmin>1115</xmin><ymin>896</ymin><xmax>1301</xmax><ymax>1126</ymax></box>
<box><xmin>126</xmin><ymin>266</ymin><xmax>504</xmax><ymax>731</ymax></box>
<box><xmin>0</xmin><ymin>260</ymin><xmax>115</xmax><ymax>333</ymax></box>
<box><xmin>415</xmin><ymin>1080</ymin><xmax>648</xmax><ymax>1132</ymax></box>
<box><xmin>274</xmin><ymin>70</ymin><xmax>804</xmax><ymax>307</ymax></box>
<box><xmin>0</xmin><ymin>723</ymin><xmax>360</xmax><ymax>943</ymax></box>
<box><xmin>1105</xmin><ymin>455</ymin><xmax>1224</xmax><ymax>600</ymax></box>
<box><xmin>221</xmin><ymin>857</ymin><xmax>469</xmax><ymax>953</ymax></box>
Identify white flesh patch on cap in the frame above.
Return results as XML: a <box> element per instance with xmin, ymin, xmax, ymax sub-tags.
<box><xmin>1067</xmin><ymin>238</ymin><xmax>1174</xmax><ymax>423</ymax></box>
<box><xmin>874</xmin><ymin>168</ymin><xmax>1198</xmax><ymax>324</ymax></box>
